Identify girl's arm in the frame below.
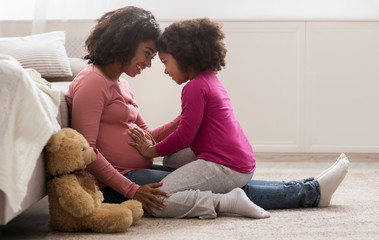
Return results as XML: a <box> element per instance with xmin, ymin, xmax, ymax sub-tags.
<box><xmin>155</xmin><ymin>81</ymin><xmax>206</xmax><ymax>156</ymax></box>
<box><xmin>129</xmin><ymin>81</ymin><xmax>206</xmax><ymax>158</ymax></box>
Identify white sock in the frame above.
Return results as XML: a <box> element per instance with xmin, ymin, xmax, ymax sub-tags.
<box><xmin>219</xmin><ymin>188</ymin><xmax>270</xmax><ymax>219</ymax></box>
<box><xmin>317</xmin><ymin>157</ymin><xmax>349</xmax><ymax>207</ymax></box>
<box><xmin>315</xmin><ymin>153</ymin><xmax>346</xmax><ymax>180</ymax></box>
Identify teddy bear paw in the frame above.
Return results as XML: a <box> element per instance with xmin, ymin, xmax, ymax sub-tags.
<box><xmin>121</xmin><ymin>200</ymin><xmax>144</xmax><ymax>223</ymax></box>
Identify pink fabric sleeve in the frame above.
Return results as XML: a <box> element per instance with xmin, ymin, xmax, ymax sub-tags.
<box><xmin>150</xmin><ymin>115</ymin><xmax>181</xmax><ymax>143</ymax></box>
<box><xmin>155</xmin><ymin>82</ymin><xmax>205</xmax><ymax>156</ymax></box>
<box><xmin>69</xmin><ymin>75</ymin><xmax>140</xmax><ymax>199</ymax></box>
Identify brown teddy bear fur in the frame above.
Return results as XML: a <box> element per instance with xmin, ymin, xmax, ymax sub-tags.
<box><xmin>44</xmin><ymin>128</ymin><xmax>143</xmax><ymax>233</ymax></box>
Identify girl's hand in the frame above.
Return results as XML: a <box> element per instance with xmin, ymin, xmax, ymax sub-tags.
<box><xmin>133</xmin><ymin>182</ymin><xmax>170</xmax><ymax>216</ymax></box>
<box><xmin>128</xmin><ymin>128</ymin><xmax>158</xmax><ymax>158</ymax></box>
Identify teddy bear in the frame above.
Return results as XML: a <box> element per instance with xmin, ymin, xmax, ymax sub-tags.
<box><xmin>44</xmin><ymin>128</ymin><xmax>143</xmax><ymax>233</ymax></box>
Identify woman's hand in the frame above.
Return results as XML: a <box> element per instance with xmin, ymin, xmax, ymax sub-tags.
<box><xmin>128</xmin><ymin>128</ymin><xmax>158</xmax><ymax>158</ymax></box>
<box><xmin>133</xmin><ymin>182</ymin><xmax>170</xmax><ymax>216</ymax></box>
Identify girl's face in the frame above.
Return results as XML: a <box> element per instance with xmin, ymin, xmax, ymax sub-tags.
<box><xmin>159</xmin><ymin>52</ymin><xmax>192</xmax><ymax>85</ymax></box>
<box><xmin>124</xmin><ymin>40</ymin><xmax>157</xmax><ymax>77</ymax></box>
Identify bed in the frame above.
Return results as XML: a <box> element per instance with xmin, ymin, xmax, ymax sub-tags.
<box><xmin>0</xmin><ymin>32</ymin><xmax>86</xmax><ymax>225</ymax></box>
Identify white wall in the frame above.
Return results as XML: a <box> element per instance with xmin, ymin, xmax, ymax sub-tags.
<box><xmin>1</xmin><ymin>0</ymin><xmax>379</xmax><ymax>21</ymax></box>
<box><xmin>126</xmin><ymin>20</ymin><xmax>379</xmax><ymax>153</ymax></box>
<box><xmin>134</xmin><ymin>0</ymin><xmax>379</xmax><ymax>21</ymax></box>
<box><xmin>1</xmin><ymin>19</ymin><xmax>378</xmax><ymax>153</ymax></box>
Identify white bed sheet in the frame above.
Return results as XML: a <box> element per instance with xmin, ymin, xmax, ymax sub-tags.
<box><xmin>0</xmin><ymin>55</ymin><xmax>61</xmax><ymax>225</ymax></box>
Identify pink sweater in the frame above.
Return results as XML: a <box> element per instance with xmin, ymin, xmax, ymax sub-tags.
<box><xmin>65</xmin><ymin>65</ymin><xmax>180</xmax><ymax>198</ymax></box>
<box><xmin>156</xmin><ymin>71</ymin><xmax>255</xmax><ymax>174</ymax></box>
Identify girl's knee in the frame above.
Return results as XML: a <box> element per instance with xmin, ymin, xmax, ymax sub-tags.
<box><xmin>163</xmin><ymin>147</ymin><xmax>196</xmax><ymax>169</ymax></box>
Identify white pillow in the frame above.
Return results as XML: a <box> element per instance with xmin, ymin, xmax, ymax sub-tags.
<box><xmin>0</xmin><ymin>31</ymin><xmax>72</xmax><ymax>78</ymax></box>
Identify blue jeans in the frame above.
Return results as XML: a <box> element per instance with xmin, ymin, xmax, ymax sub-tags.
<box><xmin>100</xmin><ymin>166</ymin><xmax>170</xmax><ymax>204</ymax></box>
<box><xmin>242</xmin><ymin>178</ymin><xmax>320</xmax><ymax>209</ymax></box>
<box><xmin>101</xmin><ymin>164</ymin><xmax>320</xmax><ymax>209</ymax></box>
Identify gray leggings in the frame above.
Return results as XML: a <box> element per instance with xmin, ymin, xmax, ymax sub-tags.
<box><xmin>152</xmin><ymin>159</ymin><xmax>254</xmax><ymax>219</ymax></box>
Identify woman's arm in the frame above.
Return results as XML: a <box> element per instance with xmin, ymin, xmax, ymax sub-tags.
<box><xmin>133</xmin><ymin>102</ymin><xmax>180</xmax><ymax>144</ymax></box>
<box><xmin>70</xmin><ymin>74</ymin><xmax>140</xmax><ymax>198</ymax></box>
<box><xmin>70</xmin><ymin>73</ymin><xmax>169</xmax><ymax>213</ymax></box>
<box><xmin>149</xmin><ymin>115</ymin><xmax>181</xmax><ymax>143</ymax></box>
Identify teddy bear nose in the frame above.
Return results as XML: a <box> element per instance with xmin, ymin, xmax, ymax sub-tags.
<box><xmin>93</xmin><ymin>148</ymin><xmax>98</xmax><ymax>154</ymax></box>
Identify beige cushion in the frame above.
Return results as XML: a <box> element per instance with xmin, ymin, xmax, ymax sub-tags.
<box><xmin>46</xmin><ymin>57</ymin><xmax>88</xmax><ymax>82</ymax></box>
<box><xmin>0</xmin><ymin>31</ymin><xmax>72</xmax><ymax>78</ymax></box>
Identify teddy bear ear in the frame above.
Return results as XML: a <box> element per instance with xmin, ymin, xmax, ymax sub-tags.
<box><xmin>45</xmin><ymin>129</ymin><xmax>66</xmax><ymax>153</ymax></box>
<box><xmin>46</xmin><ymin>128</ymin><xmax>83</xmax><ymax>150</ymax></box>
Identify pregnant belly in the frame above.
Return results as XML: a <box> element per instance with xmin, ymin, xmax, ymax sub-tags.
<box><xmin>97</xmin><ymin>127</ymin><xmax>153</xmax><ymax>171</ymax></box>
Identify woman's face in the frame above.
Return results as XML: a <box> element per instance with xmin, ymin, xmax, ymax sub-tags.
<box><xmin>159</xmin><ymin>52</ymin><xmax>190</xmax><ymax>85</ymax></box>
<box><xmin>124</xmin><ymin>40</ymin><xmax>157</xmax><ymax>77</ymax></box>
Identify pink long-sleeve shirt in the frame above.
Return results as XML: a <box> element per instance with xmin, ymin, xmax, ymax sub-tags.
<box><xmin>156</xmin><ymin>71</ymin><xmax>255</xmax><ymax>174</ymax></box>
<box><xmin>65</xmin><ymin>65</ymin><xmax>180</xmax><ymax>198</ymax></box>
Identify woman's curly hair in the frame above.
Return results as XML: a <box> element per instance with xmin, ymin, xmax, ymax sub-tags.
<box><xmin>157</xmin><ymin>18</ymin><xmax>227</xmax><ymax>73</ymax></box>
<box><xmin>84</xmin><ymin>6</ymin><xmax>161</xmax><ymax>66</ymax></box>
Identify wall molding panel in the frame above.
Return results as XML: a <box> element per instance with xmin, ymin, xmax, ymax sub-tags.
<box><xmin>305</xmin><ymin>22</ymin><xmax>379</xmax><ymax>153</ymax></box>
<box><xmin>1</xmin><ymin>20</ymin><xmax>378</xmax><ymax>153</ymax></box>
<box><xmin>218</xmin><ymin>22</ymin><xmax>306</xmax><ymax>152</ymax></box>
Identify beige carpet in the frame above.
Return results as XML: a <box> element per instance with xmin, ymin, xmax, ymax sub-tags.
<box><xmin>43</xmin><ymin>170</ymin><xmax>379</xmax><ymax>240</ymax></box>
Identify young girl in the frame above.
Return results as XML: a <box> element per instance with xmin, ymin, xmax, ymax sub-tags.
<box><xmin>128</xmin><ymin>18</ymin><xmax>349</xmax><ymax>218</ymax></box>
<box><xmin>128</xmin><ymin>18</ymin><xmax>271</xmax><ymax>219</ymax></box>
